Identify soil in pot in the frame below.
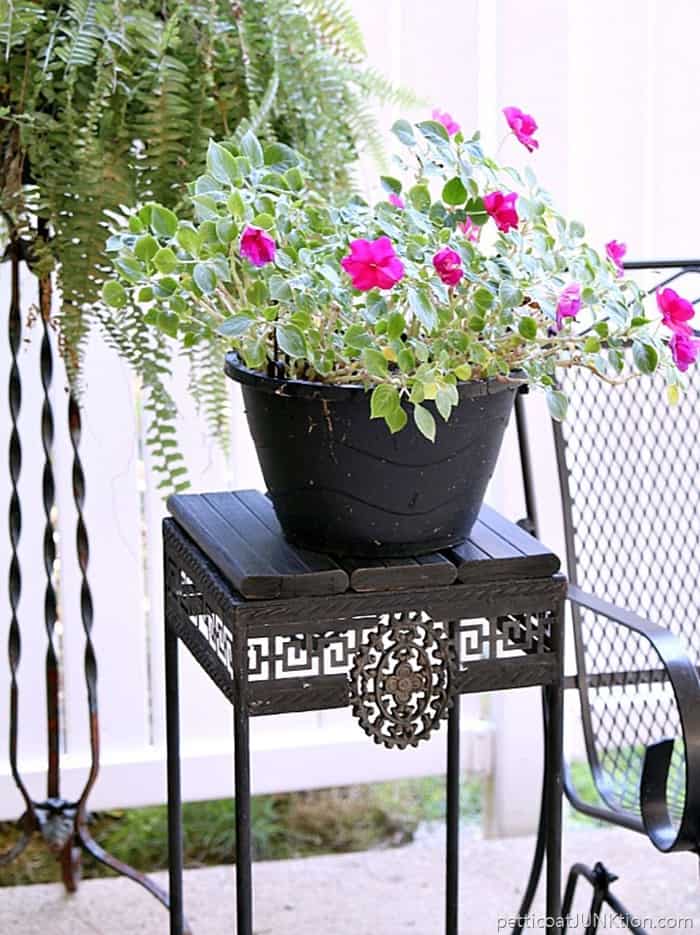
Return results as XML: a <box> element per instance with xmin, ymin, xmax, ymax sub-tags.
<box><xmin>225</xmin><ymin>353</ymin><xmax>519</xmax><ymax>558</ymax></box>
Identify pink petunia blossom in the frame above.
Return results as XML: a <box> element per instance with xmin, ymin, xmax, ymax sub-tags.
<box><xmin>556</xmin><ymin>283</ymin><xmax>582</xmax><ymax>330</ymax></box>
<box><xmin>341</xmin><ymin>236</ymin><xmax>405</xmax><ymax>292</ymax></box>
<box><xmin>240</xmin><ymin>226</ymin><xmax>276</xmax><ymax>267</ymax></box>
<box><xmin>459</xmin><ymin>217</ymin><xmax>480</xmax><ymax>243</ymax></box>
<box><xmin>484</xmin><ymin>191</ymin><xmax>519</xmax><ymax>233</ymax></box>
<box><xmin>670</xmin><ymin>329</ymin><xmax>700</xmax><ymax>372</ymax></box>
<box><xmin>502</xmin><ymin>106</ymin><xmax>539</xmax><ymax>152</ymax></box>
<box><xmin>657</xmin><ymin>287</ymin><xmax>695</xmax><ymax>334</ymax></box>
<box><xmin>432</xmin><ymin>108</ymin><xmax>460</xmax><ymax>136</ymax></box>
<box><xmin>388</xmin><ymin>192</ymin><xmax>405</xmax><ymax>209</ymax></box>
<box><xmin>605</xmin><ymin>240</ymin><xmax>627</xmax><ymax>277</ymax></box>
<box><xmin>432</xmin><ymin>247</ymin><xmax>464</xmax><ymax>286</ymax></box>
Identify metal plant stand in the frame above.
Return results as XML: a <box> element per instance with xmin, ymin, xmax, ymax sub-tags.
<box><xmin>1</xmin><ymin>239</ymin><xmax>171</xmax><ymax>910</ymax></box>
<box><xmin>163</xmin><ymin>489</ymin><xmax>567</xmax><ymax>934</ymax></box>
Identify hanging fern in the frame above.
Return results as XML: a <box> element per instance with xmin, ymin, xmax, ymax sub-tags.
<box><xmin>0</xmin><ymin>0</ymin><xmax>419</xmax><ymax>490</ymax></box>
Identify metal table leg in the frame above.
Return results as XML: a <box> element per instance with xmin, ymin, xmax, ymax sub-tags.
<box><xmin>446</xmin><ymin>620</ymin><xmax>460</xmax><ymax>935</ymax></box>
<box><xmin>165</xmin><ymin>626</ymin><xmax>185</xmax><ymax>935</ymax></box>
<box><xmin>234</xmin><ymin>702</ymin><xmax>253</xmax><ymax>935</ymax></box>
<box><xmin>544</xmin><ymin>606</ymin><xmax>565</xmax><ymax>932</ymax></box>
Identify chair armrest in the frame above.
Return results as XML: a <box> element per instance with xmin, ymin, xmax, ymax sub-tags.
<box><xmin>568</xmin><ymin>584</ymin><xmax>700</xmax><ymax>853</ymax></box>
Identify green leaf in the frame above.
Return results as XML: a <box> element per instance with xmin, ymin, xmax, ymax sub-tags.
<box><xmin>435</xmin><ymin>386</ymin><xmax>453</xmax><ymax>422</ymax></box>
<box><xmin>157</xmin><ymin>310</ymin><xmax>179</xmax><ymax>338</ymax></box>
<box><xmin>408</xmin><ymin>286</ymin><xmax>437</xmax><ymax>332</ymax></box>
<box><xmin>370</xmin><ymin>384</ymin><xmax>400</xmax><ymax>419</ymax></box>
<box><xmin>499</xmin><ymin>282</ymin><xmax>523</xmax><ymax>309</ymax></box>
<box><xmin>362</xmin><ymin>348</ymin><xmax>389</xmax><ymax>378</ymax></box>
<box><xmin>391</xmin><ymin>119</ymin><xmax>416</xmax><ymax>147</ymax></box>
<box><xmin>285</xmin><ymin>167</ymin><xmax>304</xmax><ymax>191</ymax></box>
<box><xmin>518</xmin><ymin>316</ymin><xmax>538</xmax><ymax>340</ymax></box>
<box><xmin>365</xmin><ymin>292</ymin><xmax>388</xmax><ymax>323</ymax></box>
<box><xmin>633</xmin><ymin>341</ymin><xmax>658</xmax><ymax>375</ymax></box>
<box><xmin>227</xmin><ymin>191</ymin><xmax>246</xmax><ymax>219</ymax></box>
<box><xmin>219</xmin><ymin>314</ymin><xmax>254</xmax><ymax>337</ymax></box>
<box><xmin>442</xmin><ymin>177</ymin><xmax>467</xmax><ymax>206</ymax></box>
<box><xmin>269</xmin><ymin>275</ymin><xmax>293</xmax><ymax>301</ymax></box>
<box><xmin>247</xmin><ymin>281</ymin><xmax>267</xmax><ymax>306</ymax></box>
<box><xmin>583</xmin><ymin>335</ymin><xmax>601</xmax><ymax>354</ymax></box>
<box><xmin>454</xmin><ymin>363</ymin><xmax>472</xmax><ymax>381</ymax></box>
<box><xmin>465</xmin><ymin>197</ymin><xmax>488</xmax><ymax>226</ymax></box>
<box><xmin>407</xmin><ymin>184</ymin><xmax>431</xmax><ymax>213</ymax></box>
<box><xmin>413</xmin><ymin>403</ymin><xmax>436</xmax><ymax>442</ymax></box>
<box><xmin>149</xmin><ymin>204</ymin><xmax>178</xmax><ymax>239</ymax></box>
<box><xmin>153</xmin><ymin>247</ymin><xmax>178</xmax><ymax>274</ymax></box>
<box><xmin>468</xmin><ymin>315</ymin><xmax>485</xmax><ymax>332</ymax></box>
<box><xmin>193</xmin><ymin>263</ymin><xmax>217</xmax><ymax>294</ymax></box>
<box><xmin>177</xmin><ymin>227</ymin><xmax>200</xmax><ymax>256</ymax></box>
<box><xmin>387</xmin><ymin>312</ymin><xmax>406</xmax><ymax>341</ymax></box>
<box><xmin>240</xmin><ymin>129</ymin><xmax>264</xmax><ymax>168</ymax></box>
<box><xmin>102</xmin><ymin>280</ymin><xmax>127</xmax><ymax>309</ymax></box>
<box><xmin>416</xmin><ymin>119</ymin><xmax>450</xmax><ymax>144</ymax></box>
<box><xmin>385</xmin><ymin>405</ymin><xmax>408</xmax><ymax>434</ymax></box>
<box><xmin>276</xmin><ymin>324</ymin><xmax>306</xmax><ymax>358</ymax></box>
<box><xmin>264</xmin><ymin>142</ymin><xmax>300</xmax><ymax>170</ymax></box>
<box><xmin>207</xmin><ymin>140</ymin><xmax>240</xmax><ymax>184</ymax></box>
<box><xmin>546</xmin><ymin>389</ymin><xmax>568</xmax><ymax>422</ymax></box>
<box><xmin>252</xmin><ymin>212</ymin><xmax>274</xmax><ymax>230</ymax></box>
<box><xmin>398</xmin><ymin>348</ymin><xmax>416</xmax><ymax>372</ymax></box>
<box><xmin>380</xmin><ymin>176</ymin><xmax>402</xmax><ymax>195</ymax></box>
<box><xmin>135</xmin><ymin>235</ymin><xmax>159</xmax><ymax>262</ymax></box>
<box><xmin>473</xmin><ymin>287</ymin><xmax>493</xmax><ymax>312</ymax></box>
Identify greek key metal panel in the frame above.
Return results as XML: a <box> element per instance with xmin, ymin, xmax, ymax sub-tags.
<box><xmin>455</xmin><ymin>611</ymin><xmax>554</xmax><ymax>666</ymax></box>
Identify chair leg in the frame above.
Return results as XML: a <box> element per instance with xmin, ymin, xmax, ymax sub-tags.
<box><xmin>561</xmin><ymin>862</ymin><xmax>648</xmax><ymax>935</ymax></box>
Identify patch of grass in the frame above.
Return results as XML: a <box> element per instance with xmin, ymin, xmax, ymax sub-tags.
<box><xmin>0</xmin><ymin>775</ymin><xmax>482</xmax><ymax>887</ymax></box>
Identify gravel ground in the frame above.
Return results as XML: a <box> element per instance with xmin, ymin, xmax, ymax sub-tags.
<box><xmin>1</xmin><ymin>826</ymin><xmax>698</xmax><ymax>933</ymax></box>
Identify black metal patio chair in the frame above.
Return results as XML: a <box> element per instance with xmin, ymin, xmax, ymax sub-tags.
<box><xmin>514</xmin><ymin>260</ymin><xmax>700</xmax><ymax>934</ymax></box>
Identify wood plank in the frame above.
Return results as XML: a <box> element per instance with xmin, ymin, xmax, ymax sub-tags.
<box><xmin>168</xmin><ymin>491</ymin><xmax>348</xmax><ymax>599</ymax></box>
<box><xmin>236</xmin><ymin>490</ymin><xmax>348</xmax><ymax>596</ymax></box>
<box><xmin>449</xmin><ymin>508</ymin><xmax>560</xmax><ymax>583</ymax></box>
<box><xmin>345</xmin><ymin>552</ymin><xmax>457</xmax><ymax>592</ymax></box>
<box><xmin>478</xmin><ymin>504</ymin><xmax>560</xmax><ymax>570</ymax></box>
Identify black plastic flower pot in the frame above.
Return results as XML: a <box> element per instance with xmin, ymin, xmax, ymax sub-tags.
<box><xmin>225</xmin><ymin>353</ymin><xmax>518</xmax><ymax>557</ymax></box>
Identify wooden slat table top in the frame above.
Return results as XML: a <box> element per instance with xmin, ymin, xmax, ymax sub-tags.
<box><xmin>167</xmin><ymin>490</ymin><xmax>560</xmax><ymax>600</ymax></box>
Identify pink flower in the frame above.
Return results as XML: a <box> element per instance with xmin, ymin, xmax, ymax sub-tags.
<box><xmin>240</xmin><ymin>226</ymin><xmax>276</xmax><ymax>267</ymax></box>
<box><xmin>432</xmin><ymin>247</ymin><xmax>463</xmax><ymax>286</ymax></box>
<box><xmin>388</xmin><ymin>192</ymin><xmax>405</xmax><ymax>209</ymax></box>
<box><xmin>605</xmin><ymin>240</ymin><xmax>627</xmax><ymax>277</ymax></box>
<box><xmin>484</xmin><ymin>191</ymin><xmax>519</xmax><ymax>233</ymax></box>
<box><xmin>432</xmin><ymin>108</ymin><xmax>460</xmax><ymax>136</ymax></box>
<box><xmin>502</xmin><ymin>106</ymin><xmax>539</xmax><ymax>152</ymax></box>
<box><xmin>670</xmin><ymin>330</ymin><xmax>700</xmax><ymax>372</ymax></box>
<box><xmin>341</xmin><ymin>236</ymin><xmax>405</xmax><ymax>292</ymax></box>
<box><xmin>657</xmin><ymin>287</ymin><xmax>695</xmax><ymax>334</ymax></box>
<box><xmin>459</xmin><ymin>218</ymin><xmax>480</xmax><ymax>243</ymax></box>
<box><xmin>556</xmin><ymin>283</ymin><xmax>582</xmax><ymax>330</ymax></box>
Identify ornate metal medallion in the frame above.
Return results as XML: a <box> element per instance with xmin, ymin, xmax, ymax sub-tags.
<box><xmin>349</xmin><ymin>612</ymin><xmax>454</xmax><ymax>749</ymax></box>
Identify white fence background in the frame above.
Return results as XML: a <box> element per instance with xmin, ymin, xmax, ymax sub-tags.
<box><xmin>1</xmin><ymin>0</ymin><xmax>697</xmax><ymax>833</ymax></box>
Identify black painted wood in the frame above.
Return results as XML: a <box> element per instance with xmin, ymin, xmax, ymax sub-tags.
<box><xmin>167</xmin><ymin>491</ymin><xmax>348</xmax><ymax>599</ymax></box>
<box><xmin>168</xmin><ymin>489</ymin><xmax>559</xmax><ymax>600</ymax></box>
<box><xmin>343</xmin><ymin>552</ymin><xmax>457</xmax><ymax>592</ymax></box>
<box><xmin>448</xmin><ymin>505</ymin><xmax>560</xmax><ymax>582</ymax></box>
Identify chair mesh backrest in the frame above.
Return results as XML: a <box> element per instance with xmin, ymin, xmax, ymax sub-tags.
<box><xmin>555</xmin><ymin>357</ymin><xmax>700</xmax><ymax>821</ymax></box>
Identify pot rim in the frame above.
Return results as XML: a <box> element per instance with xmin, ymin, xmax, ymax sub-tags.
<box><xmin>224</xmin><ymin>351</ymin><xmax>522</xmax><ymax>401</ymax></box>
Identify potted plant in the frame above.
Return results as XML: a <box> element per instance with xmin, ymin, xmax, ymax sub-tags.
<box><xmin>104</xmin><ymin>109</ymin><xmax>698</xmax><ymax>556</ymax></box>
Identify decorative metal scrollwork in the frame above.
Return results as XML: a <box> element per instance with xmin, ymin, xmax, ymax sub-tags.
<box><xmin>349</xmin><ymin>612</ymin><xmax>455</xmax><ymax>750</ymax></box>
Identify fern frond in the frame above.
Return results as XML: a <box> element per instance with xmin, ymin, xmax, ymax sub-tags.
<box><xmin>300</xmin><ymin>0</ymin><xmax>366</xmax><ymax>63</ymax></box>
